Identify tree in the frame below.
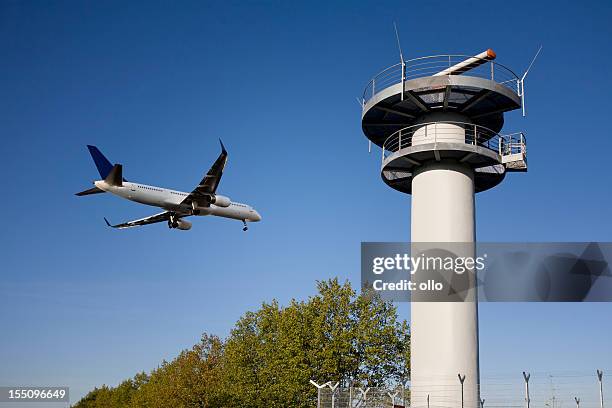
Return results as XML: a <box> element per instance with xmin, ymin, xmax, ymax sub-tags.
<box><xmin>73</xmin><ymin>278</ymin><xmax>410</xmax><ymax>408</ymax></box>
<box><xmin>129</xmin><ymin>334</ymin><xmax>225</xmax><ymax>408</ymax></box>
<box><xmin>221</xmin><ymin>278</ymin><xmax>409</xmax><ymax>407</ymax></box>
<box><xmin>73</xmin><ymin>385</ymin><xmax>116</xmax><ymax>408</ymax></box>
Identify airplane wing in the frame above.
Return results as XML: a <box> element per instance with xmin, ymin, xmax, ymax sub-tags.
<box><xmin>181</xmin><ymin>140</ymin><xmax>228</xmax><ymax>207</ymax></box>
<box><xmin>104</xmin><ymin>212</ymin><xmax>172</xmax><ymax>229</ymax></box>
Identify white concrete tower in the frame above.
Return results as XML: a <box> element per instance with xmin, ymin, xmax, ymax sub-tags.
<box><xmin>360</xmin><ymin>51</ymin><xmax>528</xmax><ymax>408</ymax></box>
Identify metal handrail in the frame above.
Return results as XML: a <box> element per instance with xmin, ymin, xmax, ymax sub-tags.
<box><xmin>362</xmin><ymin>54</ymin><xmax>520</xmax><ymax>104</ymax></box>
<box><xmin>381</xmin><ymin>121</ymin><xmax>526</xmax><ymax>163</ymax></box>
<box><xmin>499</xmin><ymin>132</ymin><xmax>527</xmax><ymax>156</ymax></box>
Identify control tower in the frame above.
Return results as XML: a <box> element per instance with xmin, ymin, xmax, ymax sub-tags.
<box><xmin>360</xmin><ymin>50</ymin><xmax>528</xmax><ymax>408</ymax></box>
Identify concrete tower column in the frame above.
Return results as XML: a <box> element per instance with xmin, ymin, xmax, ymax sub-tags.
<box><xmin>359</xmin><ymin>51</ymin><xmax>527</xmax><ymax>408</ymax></box>
<box><xmin>410</xmin><ymin>161</ymin><xmax>480</xmax><ymax>408</ymax></box>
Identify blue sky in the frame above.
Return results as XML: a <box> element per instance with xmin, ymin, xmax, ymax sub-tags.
<box><xmin>1</xmin><ymin>0</ymin><xmax>612</xmax><ymax>404</ymax></box>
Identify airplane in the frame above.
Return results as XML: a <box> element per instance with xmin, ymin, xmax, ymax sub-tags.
<box><xmin>76</xmin><ymin>141</ymin><xmax>261</xmax><ymax>231</ymax></box>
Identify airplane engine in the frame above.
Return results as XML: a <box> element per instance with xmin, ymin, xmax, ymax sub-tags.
<box><xmin>210</xmin><ymin>194</ymin><xmax>231</xmax><ymax>207</ymax></box>
<box><xmin>176</xmin><ymin>220</ymin><xmax>192</xmax><ymax>230</ymax></box>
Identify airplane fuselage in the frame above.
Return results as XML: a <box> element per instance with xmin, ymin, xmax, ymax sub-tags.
<box><xmin>94</xmin><ymin>180</ymin><xmax>261</xmax><ymax>222</ymax></box>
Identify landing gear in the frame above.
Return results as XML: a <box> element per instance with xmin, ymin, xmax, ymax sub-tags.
<box><xmin>168</xmin><ymin>213</ymin><xmax>178</xmax><ymax>229</ymax></box>
<box><xmin>242</xmin><ymin>220</ymin><xmax>248</xmax><ymax>232</ymax></box>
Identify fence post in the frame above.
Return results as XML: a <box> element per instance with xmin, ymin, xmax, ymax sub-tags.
<box><xmin>458</xmin><ymin>374</ymin><xmax>466</xmax><ymax>408</ymax></box>
<box><xmin>598</xmin><ymin>370</ymin><xmax>605</xmax><ymax>408</ymax></box>
<box><xmin>310</xmin><ymin>380</ymin><xmax>330</xmax><ymax>408</ymax></box>
<box><xmin>388</xmin><ymin>391</ymin><xmax>399</xmax><ymax>408</ymax></box>
<box><xmin>328</xmin><ymin>382</ymin><xmax>339</xmax><ymax>408</ymax></box>
<box><xmin>403</xmin><ymin>381</ymin><xmax>410</xmax><ymax>408</ymax></box>
<box><xmin>359</xmin><ymin>388</ymin><xmax>370</xmax><ymax>408</ymax></box>
<box><xmin>524</xmin><ymin>372</ymin><xmax>531</xmax><ymax>408</ymax></box>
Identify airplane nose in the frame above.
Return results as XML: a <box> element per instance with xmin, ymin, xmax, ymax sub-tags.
<box><xmin>252</xmin><ymin>211</ymin><xmax>262</xmax><ymax>222</ymax></box>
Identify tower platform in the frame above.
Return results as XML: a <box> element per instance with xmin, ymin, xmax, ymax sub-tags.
<box><xmin>380</xmin><ymin>121</ymin><xmax>527</xmax><ymax>193</ymax></box>
<box><xmin>361</xmin><ymin>54</ymin><xmax>527</xmax><ymax>193</ymax></box>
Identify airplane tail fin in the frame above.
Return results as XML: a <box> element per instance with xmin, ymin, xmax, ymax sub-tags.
<box><xmin>75</xmin><ymin>186</ymin><xmax>105</xmax><ymax>196</ymax></box>
<box><xmin>105</xmin><ymin>164</ymin><xmax>123</xmax><ymax>187</ymax></box>
<box><xmin>87</xmin><ymin>145</ymin><xmax>115</xmax><ymax>179</ymax></box>
<box><xmin>86</xmin><ymin>145</ymin><xmax>127</xmax><ymax>182</ymax></box>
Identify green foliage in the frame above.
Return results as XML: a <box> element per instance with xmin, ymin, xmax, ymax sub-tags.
<box><xmin>128</xmin><ymin>334</ymin><xmax>226</xmax><ymax>407</ymax></box>
<box><xmin>73</xmin><ymin>279</ymin><xmax>410</xmax><ymax>408</ymax></box>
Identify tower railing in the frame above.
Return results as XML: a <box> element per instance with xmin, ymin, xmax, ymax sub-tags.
<box><xmin>362</xmin><ymin>55</ymin><xmax>520</xmax><ymax>104</ymax></box>
<box><xmin>381</xmin><ymin>121</ymin><xmax>526</xmax><ymax>162</ymax></box>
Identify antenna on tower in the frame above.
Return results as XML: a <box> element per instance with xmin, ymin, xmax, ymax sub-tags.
<box><xmin>393</xmin><ymin>21</ymin><xmax>404</xmax><ymax>64</ymax></box>
<box><xmin>519</xmin><ymin>45</ymin><xmax>543</xmax><ymax>117</ymax></box>
<box><xmin>393</xmin><ymin>21</ymin><xmax>407</xmax><ymax>103</ymax></box>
